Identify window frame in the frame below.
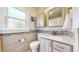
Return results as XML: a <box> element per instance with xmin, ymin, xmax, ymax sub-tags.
<box><xmin>7</xmin><ymin>7</ymin><xmax>27</xmax><ymax>31</ymax></box>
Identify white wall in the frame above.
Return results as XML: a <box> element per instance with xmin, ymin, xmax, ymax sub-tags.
<box><xmin>0</xmin><ymin>7</ymin><xmax>36</xmax><ymax>32</ymax></box>
<box><xmin>72</xmin><ymin>7</ymin><xmax>79</xmax><ymax>28</ymax></box>
<box><xmin>0</xmin><ymin>7</ymin><xmax>37</xmax><ymax>52</ymax></box>
<box><xmin>0</xmin><ymin>7</ymin><xmax>7</xmax><ymax>30</ymax></box>
<box><xmin>16</xmin><ymin>7</ymin><xmax>36</xmax><ymax>31</ymax></box>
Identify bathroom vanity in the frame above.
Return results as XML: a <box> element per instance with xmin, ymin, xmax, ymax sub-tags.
<box><xmin>35</xmin><ymin>7</ymin><xmax>74</xmax><ymax>52</ymax></box>
<box><xmin>40</xmin><ymin>37</ymin><xmax>73</xmax><ymax>52</ymax></box>
<box><xmin>38</xmin><ymin>29</ymin><xmax>74</xmax><ymax>52</ymax></box>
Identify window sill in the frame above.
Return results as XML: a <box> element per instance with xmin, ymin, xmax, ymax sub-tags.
<box><xmin>0</xmin><ymin>28</ymin><xmax>31</xmax><ymax>34</ymax></box>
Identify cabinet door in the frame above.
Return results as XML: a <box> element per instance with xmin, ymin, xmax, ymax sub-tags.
<box><xmin>52</xmin><ymin>41</ymin><xmax>73</xmax><ymax>52</ymax></box>
<box><xmin>40</xmin><ymin>38</ymin><xmax>51</xmax><ymax>52</ymax></box>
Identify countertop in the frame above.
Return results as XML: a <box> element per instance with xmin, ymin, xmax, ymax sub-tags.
<box><xmin>0</xmin><ymin>29</ymin><xmax>36</xmax><ymax>34</ymax></box>
<box><xmin>38</xmin><ymin>33</ymin><xmax>74</xmax><ymax>45</ymax></box>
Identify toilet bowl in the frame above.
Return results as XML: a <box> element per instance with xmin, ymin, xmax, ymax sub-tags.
<box><xmin>30</xmin><ymin>41</ymin><xmax>40</xmax><ymax>52</ymax></box>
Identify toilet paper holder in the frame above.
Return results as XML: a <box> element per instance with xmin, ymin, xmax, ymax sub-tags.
<box><xmin>18</xmin><ymin>39</ymin><xmax>25</xmax><ymax>42</ymax></box>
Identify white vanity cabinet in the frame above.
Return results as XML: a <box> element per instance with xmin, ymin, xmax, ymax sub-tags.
<box><xmin>40</xmin><ymin>37</ymin><xmax>51</xmax><ymax>52</ymax></box>
<box><xmin>39</xmin><ymin>37</ymin><xmax>73</xmax><ymax>52</ymax></box>
<box><xmin>52</xmin><ymin>41</ymin><xmax>73</xmax><ymax>52</ymax></box>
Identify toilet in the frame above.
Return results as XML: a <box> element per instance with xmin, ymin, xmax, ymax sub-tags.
<box><xmin>30</xmin><ymin>41</ymin><xmax>40</xmax><ymax>52</ymax></box>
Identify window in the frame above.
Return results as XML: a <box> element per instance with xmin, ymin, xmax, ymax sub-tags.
<box><xmin>7</xmin><ymin>7</ymin><xmax>26</xmax><ymax>30</ymax></box>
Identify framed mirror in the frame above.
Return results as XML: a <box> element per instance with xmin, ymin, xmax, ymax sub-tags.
<box><xmin>47</xmin><ymin>7</ymin><xmax>65</xmax><ymax>28</ymax></box>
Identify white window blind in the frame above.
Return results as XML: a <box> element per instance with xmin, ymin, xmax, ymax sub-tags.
<box><xmin>7</xmin><ymin>7</ymin><xmax>26</xmax><ymax>30</ymax></box>
<box><xmin>8</xmin><ymin>8</ymin><xmax>26</xmax><ymax>21</ymax></box>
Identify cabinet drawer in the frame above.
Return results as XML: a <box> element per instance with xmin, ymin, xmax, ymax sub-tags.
<box><xmin>52</xmin><ymin>41</ymin><xmax>73</xmax><ymax>52</ymax></box>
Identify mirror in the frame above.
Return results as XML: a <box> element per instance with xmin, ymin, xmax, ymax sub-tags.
<box><xmin>47</xmin><ymin>7</ymin><xmax>65</xmax><ymax>28</ymax></box>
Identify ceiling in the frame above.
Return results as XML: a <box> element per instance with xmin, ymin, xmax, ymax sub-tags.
<box><xmin>26</xmin><ymin>7</ymin><xmax>48</xmax><ymax>16</ymax></box>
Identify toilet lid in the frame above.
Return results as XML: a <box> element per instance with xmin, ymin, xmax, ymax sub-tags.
<box><xmin>30</xmin><ymin>41</ymin><xmax>40</xmax><ymax>47</ymax></box>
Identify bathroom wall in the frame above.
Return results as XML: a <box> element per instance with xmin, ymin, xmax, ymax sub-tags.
<box><xmin>0</xmin><ymin>7</ymin><xmax>7</xmax><ymax>30</ymax></box>
<box><xmin>0</xmin><ymin>7</ymin><xmax>48</xmax><ymax>31</ymax></box>
<box><xmin>2</xmin><ymin>32</ymin><xmax>37</xmax><ymax>52</ymax></box>
<box><xmin>0</xmin><ymin>7</ymin><xmax>49</xmax><ymax>52</ymax></box>
<box><xmin>0</xmin><ymin>7</ymin><xmax>38</xmax><ymax>31</ymax></box>
<box><xmin>72</xmin><ymin>7</ymin><xmax>79</xmax><ymax>28</ymax></box>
